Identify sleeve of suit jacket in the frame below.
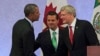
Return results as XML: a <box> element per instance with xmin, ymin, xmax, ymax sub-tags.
<box><xmin>84</xmin><ymin>21</ymin><xmax>99</xmax><ymax>45</ymax></box>
<box><xmin>22</xmin><ymin>28</ymin><xmax>35</xmax><ymax>56</ymax></box>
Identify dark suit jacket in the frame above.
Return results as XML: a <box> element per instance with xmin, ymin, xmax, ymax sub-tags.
<box><xmin>63</xmin><ymin>19</ymin><xmax>99</xmax><ymax>56</ymax></box>
<box><xmin>35</xmin><ymin>29</ymin><xmax>68</xmax><ymax>56</ymax></box>
<box><xmin>10</xmin><ymin>19</ymin><xmax>35</xmax><ymax>56</ymax></box>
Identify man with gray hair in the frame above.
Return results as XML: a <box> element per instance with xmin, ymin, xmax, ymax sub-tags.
<box><xmin>10</xmin><ymin>3</ymin><xmax>40</xmax><ymax>56</ymax></box>
<box><xmin>60</xmin><ymin>5</ymin><xmax>99</xmax><ymax>56</ymax></box>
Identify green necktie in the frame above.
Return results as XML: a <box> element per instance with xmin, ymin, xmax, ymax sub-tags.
<box><xmin>52</xmin><ymin>31</ymin><xmax>57</xmax><ymax>50</ymax></box>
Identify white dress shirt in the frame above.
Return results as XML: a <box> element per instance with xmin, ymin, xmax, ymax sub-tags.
<box><xmin>68</xmin><ymin>18</ymin><xmax>77</xmax><ymax>34</ymax></box>
<box><xmin>49</xmin><ymin>27</ymin><xmax>59</xmax><ymax>47</ymax></box>
<box><xmin>25</xmin><ymin>17</ymin><xmax>33</xmax><ymax>27</ymax></box>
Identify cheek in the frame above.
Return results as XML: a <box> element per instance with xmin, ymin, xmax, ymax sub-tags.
<box><xmin>47</xmin><ymin>21</ymin><xmax>51</xmax><ymax>25</ymax></box>
<box><xmin>35</xmin><ymin>14</ymin><xmax>39</xmax><ymax>17</ymax></box>
<box><xmin>62</xmin><ymin>16</ymin><xmax>66</xmax><ymax>19</ymax></box>
<box><xmin>47</xmin><ymin>22</ymin><xmax>54</xmax><ymax>26</ymax></box>
<box><xmin>62</xmin><ymin>18</ymin><xmax>67</xmax><ymax>22</ymax></box>
<box><xmin>36</xmin><ymin>14</ymin><xmax>39</xmax><ymax>18</ymax></box>
<box><xmin>62</xmin><ymin>18</ymin><xmax>68</xmax><ymax>23</ymax></box>
<box><xmin>64</xmin><ymin>16</ymin><xmax>69</xmax><ymax>20</ymax></box>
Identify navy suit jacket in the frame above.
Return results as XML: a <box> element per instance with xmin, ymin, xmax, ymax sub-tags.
<box><xmin>63</xmin><ymin>19</ymin><xmax>99</xmax><ymax>56</ymax></box>
<box><xmin>35</xmin><ymin>29</ymin><xmax>68</xmax><ymax>56</ymax></box>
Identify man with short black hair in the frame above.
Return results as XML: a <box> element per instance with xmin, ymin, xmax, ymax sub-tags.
<box><xmin>34</xmin><ymin>11</ymin><xmax>68</xmax><ymax>56</ymax></box>
<box><xmin>10</xmin><ymin>3</ymin><xmax>40</xmax><ymax>56</ymax></box>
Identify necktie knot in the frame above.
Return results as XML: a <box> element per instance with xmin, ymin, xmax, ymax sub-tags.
<box><xmin>52</xmin><ymin>31</ymin><xmax>56</xmax><ymax>35</ymax></box>
<box><xmin>69</xmin><ymin>26</ymin><xmax>72</xmax><ymax>29</ymax></box>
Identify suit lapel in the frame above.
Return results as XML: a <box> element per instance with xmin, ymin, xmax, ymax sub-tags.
<box><xmin>58</xmin><ymin>30</ymin><xmax>62</xmax><ymax>45</ymax></box>
<box><xmin>73</xmin><ymin>19</ymin><xmax>80</xmax><ymax>47</ymax></box>
<box><xmin>46</xmin><ymin>30</ymin><xmax>56</xmax><ymax>51</ymax></box>
<box><xmin>63</xmin><ymin>19</ymin><xmax>81</xmax><ymax>50</ymax></box>
<box><xmin>56</xmin><ymin>29</ymin><xmax>63</xmax><ymax>51</ymax></box>
<box><xmin>64</xmin><ymin>27</ymin><xmax>72</xmax><ymax>50</ymax></box>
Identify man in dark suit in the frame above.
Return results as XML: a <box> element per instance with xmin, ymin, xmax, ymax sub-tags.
<box><xmin>10</xmin><ymin>4</ymin><xmax>40</xmax><ymax>56</ymax></box>
<box><xmin>60</xmin><ymin>5</ymin><xmax>99</xmax><ymax>56</ymax></box>
<box><xmin>34</xmin><ymin>11</ymin><xmax>68</xmax><ymax>56</ymax></box>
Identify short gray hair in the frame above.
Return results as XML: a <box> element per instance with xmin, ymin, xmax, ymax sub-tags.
<box><xmin>60</xmin><ymin>5</ymin><xmax>76</xmax><ymax>17</ymax></box>
<box><xmin>24</xmin><ymin>4</ymin><xmax>38</xmax><ymax>17</ymax></box>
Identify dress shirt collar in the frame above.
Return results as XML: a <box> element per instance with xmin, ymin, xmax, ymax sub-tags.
<box><xmin>49</xmin><ymin>27</ymin><xmax>59</xmax><ymax>34</ymax></box>
<box><xmin>25</xmin><ymin>17</ymin><xmax>33</xmax><ymax>27</ymax></box>
<box><xmin>49</xmin><ymin>27</ymin><xmax>59</xmax><ymax>46</ymax></box>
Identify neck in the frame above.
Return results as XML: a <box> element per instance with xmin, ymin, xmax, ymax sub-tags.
<box><xmin>51</xmin><ymin>27</ymin><xmax>57</xmax><ymax>31</ymax></box>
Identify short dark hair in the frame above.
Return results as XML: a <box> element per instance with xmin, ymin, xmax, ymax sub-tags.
<box><xmin>24</xmin><ymin>4</ymin><xmax>38</xmax><ymax>17</ymax></box>
<box><xmin>47</xmin><ymin>11</ymin><xmax>59</xmax><ymax>20</ymax></box>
